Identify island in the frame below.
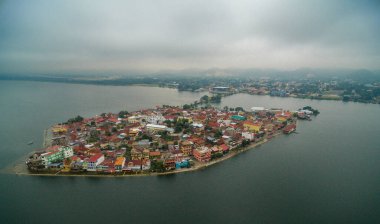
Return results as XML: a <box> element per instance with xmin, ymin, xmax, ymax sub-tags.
<box><xmin>25</xmin><ymin>105</ymin><xmax>316</xmax><ymax>176</ymax></box>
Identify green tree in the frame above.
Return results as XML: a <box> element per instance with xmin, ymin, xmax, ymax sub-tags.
<box><xmin>201</xmin><ymin>95</ymin><xmax>209</xmax><ymax>102</ymax></box>
<box><xmin>210</xmin><ymin>94</ymin><xmax>222</xmax><ymax>103</ymax></box>
<box><xmin>242</xmin><ymin>139</ymin><xmax>250</xmax><ymax>147</ymax></box>
<box><xmin>214</xmin><ymin>129</ymin><xmax>223</xmax><ymax>138</ymax></box>
<box><xmin>67</xmin><ymin>115</ymin><xmax>84</xmax><ymax>124</ymax></box>
<box><xmin>118</xmin><ymin>110</ymin><xmax>129</xmax><ymax>118</ymax></box>
<box><xmin>235</xmin><ymin>107</ymin><xmax>245</xmax><ymax>112</ymax></box>
<box><xmin>183</xmin><ymin>104</ymin><xmax>191</xmax><ymax>110</ymax></box>
<box><xmin>175</xmin><ymin>125</ymin><xmax>183</xmax><ymax>133</ymax></box>
<box><xmin>150</xmin><ymin>160</ymin><xmax>165</xmax><ymax>172</ymax></box>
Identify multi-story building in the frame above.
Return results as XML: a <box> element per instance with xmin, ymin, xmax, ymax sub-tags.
<box><xmin>40</xmin><ymin>149</ymin><xmax>64</xmax><ymax>167</ymax></box>
<box><xmin>193</xmin><ymin>146</ymin><xmax>211</xmax><ymax>162</ymax></box>
<box><xmin>87</xmin><ymin>153</ymin><xmax>105</xmax><ymax>171</ymax></box>
<box><xmin>180</xmin><ymin>140</ymin><xmax>193</xmax><ymax>156</ymax></box>
<box><xmin>59</xmin><ymin>146</ymin><xmax>74</xmax><ymax>158</ymax></box>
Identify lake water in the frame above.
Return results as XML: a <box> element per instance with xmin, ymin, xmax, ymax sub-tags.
<box><xmin>0</xmin><ymin>81</ymin><xmax>379</xmax><ymax>223</ymax></box>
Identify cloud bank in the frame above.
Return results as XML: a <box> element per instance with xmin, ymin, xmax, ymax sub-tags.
<box><xmin>0</xmin><ymin>0</ymin><xmax>379</xmax><ymax>74</ymax></box>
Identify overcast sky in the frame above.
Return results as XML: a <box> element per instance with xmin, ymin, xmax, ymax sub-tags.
<box><xmin>0</xmin><ymin>0</ymin><xmax>379</xmax><ymax>74</ymax></box>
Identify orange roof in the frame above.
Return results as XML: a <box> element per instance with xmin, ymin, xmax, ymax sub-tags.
<box><xmin>243</xmin><ymin>121</ymin><xmax>262</xmax><ymax>126</ymax></box>
<box><xmin>275</xmin><ymin>111</ymin><xmax>292</xmax><ymax>118</ymax></box>
<box><xmin>114</xmin><ymin>157</ymin><xmax>125</xmax><ymax>166</ymax></box>
<box><xmin>149</xmin><ymin>151</ymin><xmax>161</xmax><ymax>156</ymax></box>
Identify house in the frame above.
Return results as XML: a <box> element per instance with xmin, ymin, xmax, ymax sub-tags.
<box><xmin>59</xmin><ymin>146</ymin><xmax>74</xmax><ymax>158</ymax></box>
<box><xmin>62</xmin><ymin>158</ymin><xmax>73</xmax><ymax>172</ymax></box>
<box><xmin>69</xmin><ymin>156</ymin><xmax>83</xmax><ymax>171</ymax></box>
<box><xmin>149</xmin><ymin>151</ymin><xmax>161</xmax><ymax>159</ymax></box>
<box><xmin>242</xmin><ymin>132</ymin><xmax>255</xmax><ymax>141</ymax></box>
<box><xmin>52</xmin><ymin>125</ymin><xmax>68</xmax><ymax>135</ymax></box>
<box><xmin>97</xmin><ymin>158</ymin><xmax>115</xmax><ymax>173</ymax></box>
<box><xmin>127</xmin><ymin>116</ymin><xmax>140</xmax><ymax>124</ymax></box>
<box><xmin>130</xmin><ymin>148</ymin><xmax>141</xmax><ymax>160</ymax></box>
<box><xmin>275</xmin><ymin>111</ymin><xmax>293</xmax><ymax>122</ymax></box>
<box><xmin>129</xmin><ymin>128</ymin><xmax>141</xmax><ymax>137</ymax></box>
<box><xmin>283</xmin><ymin>124</ymin><xmax>296</xmax><ymax>134</ymax></box>
<box><xmin>193</xmin><ymin>146</ymin><xmax>211</xmax><ymax>162</ymax></box>
<box><xmin>211</xmin><ymin>146</ymin><xmax>222</xmax><ymax>154</ymax></box>
<box><xmin>146</xmin><ymin>114</ymin><xmax>165</xmax><ymax>124</ymax></box>
<box><xmin>146</xmin><ymin>124</ymin><xmax>167</xmax><ymax>131</ymax></box>
<box><xmin>40</xmin><ymin>148</ymin><xmax>64</xmax><ymax>167</ymax></box>
<box><xmin>243</xmin><ymin>121</ymin><xmax>262</xmax><ymax>132</ymax></box>
<box><xmin>171</xmin><ymin>149</ymin><xmax>183</xmax><ymax>159</ymax></box>
<box><xmin>175</xmin><ymin>160</ymin><xmax>190</xmax><ymax>169</ymax></box>
<box><xmin>219</xmin><ymin>144</ymin><xmax>230</xmax><ymax>154</ymax></box>
<box><xmin>231</xmin><ymin>115</ymin><xmax>246</xmax><ymax>121</ymax></box>
<box><xmin>87</xmin><ymin>153</ymin><xmax>105</xmax><ymax>171</ymax></box>
<box><xmin>114</xmin><ymin>157</ymin><xmax>126</xmax><ymax>172</ymax></box>
<box><xmin>131</xmin><ymin>147</ymin><xmax>145</xmax><ymax>160</ymax></box>
<box><xmin>125</xmin><ymin>159</ymin><xmax>151</xmax><ymax>171</ymax></box>
<box><xmin>180</xmin><ymin>140</ymin><xmax>193</xmax><ymax>156</ymax></box>
<box><xmin>163</xmin><ymin>158</ymin><xmax>176</xmax><ymax>169</ymax></box>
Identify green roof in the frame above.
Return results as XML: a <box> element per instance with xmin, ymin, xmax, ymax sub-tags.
<box><xmin>231</xmin><ymin>115</ymin><xmax>246</xmax><ymax>121</ymax></box>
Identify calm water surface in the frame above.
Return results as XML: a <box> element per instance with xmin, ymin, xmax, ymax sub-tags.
<box><xmin>0</xmin><ymin>81</ymin><xmax>379</xmax><ymax>224</ymax></box>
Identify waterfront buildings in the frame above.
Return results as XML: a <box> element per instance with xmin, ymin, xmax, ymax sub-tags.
<box><xmin>26</xmin><ymin>105</ymin><xmax>299</xmax><ymax>174</ymax></box>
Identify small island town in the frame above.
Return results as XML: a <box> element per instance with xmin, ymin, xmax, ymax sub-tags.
<box><xmin>26</xmin><ymin>104</ymin><xmax>318</xmax><ymax>176</ymax></box>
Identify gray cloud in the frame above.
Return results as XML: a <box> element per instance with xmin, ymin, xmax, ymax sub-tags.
<box><xmin>0</xmin><ymin>0</ymin><xmax>379</xmax><ymax>74</ymax></box>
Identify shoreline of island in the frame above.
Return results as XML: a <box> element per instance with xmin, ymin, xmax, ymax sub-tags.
<box><xmin>8</xmin><ymin>134</ymin><xmax>275</xmax><ymax>177</ymax></box>
<box><xmin>21</xmin><ymin>104</ymin><xmax>308</xmax><ymax>178</ymax></box>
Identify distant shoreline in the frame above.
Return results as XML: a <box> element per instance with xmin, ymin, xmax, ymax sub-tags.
<box><xmin>1</xmin><ymin>78</ymin><xmax>378</xmax><ymax>104</ymax></box>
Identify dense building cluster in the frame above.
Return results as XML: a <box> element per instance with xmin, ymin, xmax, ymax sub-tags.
<box><xmin>26</xmin><ymin>105</ymin><xmax>298</xmax><ymax>174</ymax></box>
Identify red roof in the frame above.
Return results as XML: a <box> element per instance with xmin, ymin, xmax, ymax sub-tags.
<box><xmin>89</xmin><ymin>153</ymin><xmax>103</xmax><ymax>162</ymax></box>
<box><xmin>149</xmin><ymin>151</ymin><xmax>161</xmax><ymax>156</ymax></box>
<box><xmin>243</xmin><ymin>120</ymin><xmax>259</xmax><ymax>126</ymax></box>
<box><xmin>164</xmin><ymin>115</ymin><xmax>176</xmax><ymax>120</ymax></box>
<box><xmin>127</xmin><ymin>160</ymin><xmax>142</xmax><ymax>166</ymax></box>
<box><xmin>220</xmin><ymin>144</ymin><xmax>229</xmax><ymax>151</ymax></box>
<box><xmin>46</xmin><ymin>145</ymin><xmax>60</xmax><ymax>152</ymax></box>
<box><xmin>108</xmin><ymin>117</ymin><xmax>118</xmax><ymax>123</ymax></box>
<box><xmin>208</xmin><ymin>121</ymin><xmax>219</xmax><ymax>128</ymax></box>
<box><xmin>283</xmin><ymin>124</ymin><xmax>296</xmax><ymax>132</ymax></box>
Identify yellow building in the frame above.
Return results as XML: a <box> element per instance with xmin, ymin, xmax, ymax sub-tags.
<box><xmin>114</xmin><ymin>157</ymin><xmax>126</xmax><ymax>172</ymax></box>
<box><xmin>177</xmin><ymin>116</ymin><xmax>193</xmax><ymax>123</ymax></box>
<box><xmin>180</xmin><ymin>140</ymin><xmax>194</xmax><ymax>156</ymax></box>
<box><xmin>276</xmin><ymin>116</ymin><xmax>287</xmax><ymax>122</ymax></box>
<box><xmin>243</xmin><ymin>121</ymin><xmax>262</xmax><ymax>132</ymax></box>
<box><xmin>131</xmin><ymin>147</ymin><xmax>150</xmax><ymax>160</ymax></box>
<box><xmin>62</xmin><ymin>158</ymin><xmax>72</xmax><ymax>172</ymax></box>
<box><xmin>52</xmin><ymin>125</ymin><xmax>67</xmax><ymax>134</ymax></box>
<box><xmin>127</xmin><ymin>116</ymin><xmax>139</xmax><ymax>124</ymax></box>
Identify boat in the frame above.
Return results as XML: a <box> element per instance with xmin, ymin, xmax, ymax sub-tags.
<box><xmin>27</xmin><ymin>141</ymin><xmax>34</xmax><ymax>145</ymax></box>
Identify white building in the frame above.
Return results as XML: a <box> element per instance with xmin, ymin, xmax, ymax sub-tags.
<box><xmin>191</xmin><ymin>123</ymin><xmax>204</xmax><ymax>128</ymax></box>
<box><xmin>146</xmin><ymin>114</ymin><xmax>165</xmax><ymax>124</ymax></box>
<box><xmin>87</xmin><ymin>154</ymin><xmax>105</xmax><ymax>171</ymax></box>
<box><xmin>146</xmin><ymin>124</ymin><xmax>167</xmax><ymax>131</ymax></box>
<box><xmin>251</xmin><ymin>107</ymin><xmax>266</xmax><ymax>112</ymax></box>
<box><xmin>242</xmin><ymin>132</ymin><xmax>255</xmax><ymax>141</ymax></box>
<box><xmin>59</xmin><ymin>146</ymin><xmax>74</xmax><ymax>158</ymax></box>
